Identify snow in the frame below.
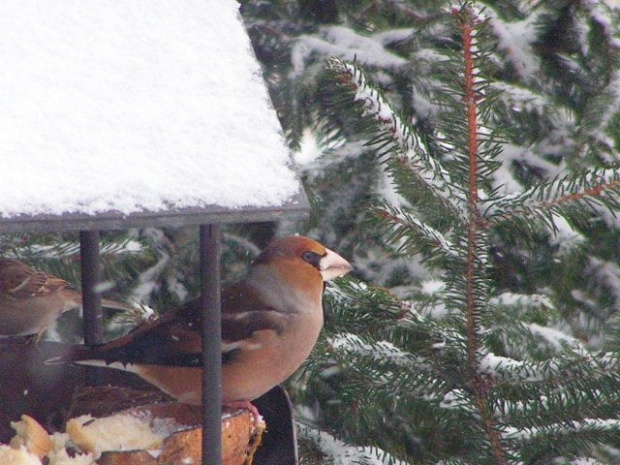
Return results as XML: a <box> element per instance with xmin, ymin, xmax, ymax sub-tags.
<box><xmin>587</xmin><ymin>257</ymin><xmax>620</xmax><ymax>308</ymax></box>
<box><xmin>439</xmin><ymin>389</ymin><xmax>475</xmax><ymax>412</ymax></box>
<box><xmin>298</xmin><ymin>425</ymin><xmax>406</xmax><ymax>465</ymax></box>
<box><xmin>491</xmin><ymin>292</ymin><xmax>546</xmax><ymax>307</ymax></box>
<box><xmin>130</xmin><ymin>229</ymin><xmax>173</xmax><ymax>303</ymax></box>
<box><xmin>328</xmin><ymin>59</ymin><xmax>466</xmax><ymax>217</ymax></box>
<box><xmin>503</xmin><ymin>418</ymin><xmax>620</xmax><ymax>441</ymax></box>
<box><xmin>479</xmin><ymin>352</ymin><xmax>549</xmax><ymax>383</ymax></box>
<box><xmin>329</xmin><ymin>332</ymin><xmax>429</xmax><ymax>372</ymax></box>
<box><xmin>486</xmin><ymin>8</ymin><xmax>541</xmax><ymax>80</ymax></box>
<box><xmin>547</xmin><ymin>213</ymin><xmax>585</xmax><ymax>253</ymax></box>
<box><xmin>0</xmin><ymin>1</ymin><xmax>300</xmax><ymax>219</ymax></box>
<box><xmin>421</xmin><ymin>279</ymin><xmax>445</xmax><ymax>295</ymax></box>
<box><xmin>295</xmin><ymin>128</ymin><xmax>324</xmax><ymax>165</ymax></box>
<box><xmin>15</xmin><ymin>238</ymin><xmax>144</xmax><ymax>258</ymax></box>
<box><xmin>492</xmin><ymin>142</ymin><xmax>561</xmax><ymax>194</ymax></box>
<box><xmin>292</xmin><ymin>26</ymin><xmax>408</xmax><ymax>77</ymax></box>
<box><xmin>526</xmin><ymin>323</ymin><xmax>583</xmax><ymax>351</ymax></box>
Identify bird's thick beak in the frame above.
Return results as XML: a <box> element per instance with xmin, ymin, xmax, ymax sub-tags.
<box><xmin>320</xmin><ymin>248</ymin><xmax>353</xmax><ymax>281</ymax></box>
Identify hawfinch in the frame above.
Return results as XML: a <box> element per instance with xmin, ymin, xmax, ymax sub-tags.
<box><xmin>70</xmin><ymin>235</ymin><xmax>353</xmax><ymax>406</ymax></box>
<box><xmin>0</xmin><ymin>258</ymin><xmax>130</xmax><ymax>338</ymax></box>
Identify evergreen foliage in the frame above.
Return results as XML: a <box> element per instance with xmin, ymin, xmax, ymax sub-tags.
<box><xmin>4</xmin><ymin>1</ymin><xmax>620</xmax><ymax>463</ymax></box>
<box><xmin>241</xmin><ymin>0</ymin><xmax>620</xmax><ymax>463</ymax></box>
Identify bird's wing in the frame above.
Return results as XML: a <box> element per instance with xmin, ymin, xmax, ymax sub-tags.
<box><xmin>71</xmin><ymin>279</ymin><xmax>288</xmax><ymax>367</ymax></box>
<box><xmin>219</xmin><ymin>280</ymin><xmax>289</xmax><ymax>361</ymax></box>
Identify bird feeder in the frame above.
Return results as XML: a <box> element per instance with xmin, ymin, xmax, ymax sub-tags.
<box><xmin>0</xmin><ymin>2</ymin><xmax>307</xmax><ymax>464</ymax></box>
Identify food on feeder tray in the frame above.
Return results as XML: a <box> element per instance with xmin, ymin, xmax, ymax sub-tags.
<box><xmin>66</xmin><ymin>413</ymin><xmax>169</xmax><ymax>459</ymax></box>
<box><xmin>0</xmin><ymin>444</ymin><xmax>43</xmax><ymax>465</ymax></box>
<box><xmin>4</xmin><ymin>415</ymin><xmax>96</xmax><ymax>464</ymax></box>
<box><xmin>2</xmin><ymin>404</ymin><xmax>265</xmax><ymax>465</ymax></box>
<box><xmin>10</xmin><ymin>414</ymin><xmax>53</xmax><ymax>459</ymax></box>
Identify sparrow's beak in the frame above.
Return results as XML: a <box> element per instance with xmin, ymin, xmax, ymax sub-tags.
<box><xmin>319</xmin><ymin>248</ymin><xmax>353</xmax><ymax>281</ymax></box>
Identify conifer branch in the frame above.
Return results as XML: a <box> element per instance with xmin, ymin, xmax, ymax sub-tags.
<box><xmin>486</xmin><ymin>170</ymin><xmax>620</xmax><ymax>230</ymax></box>
<box><xmin>256</xmin><ymin>0</ymin><xmax>620</xmax><ymax>462</ymax></box>
<box><xmin>544</xmin><ymin>179</ymin><xmax>620</xmax><ymax>208</ymax></box>
<box><xmin>326</xmin><ymin>56</ymin><xmax>467</xmax><ymax>221</ymax></box>
<box><xmin>375</xmin><ymin>204</ymin><xmax>458</xmax><ymax>263</ymax></box>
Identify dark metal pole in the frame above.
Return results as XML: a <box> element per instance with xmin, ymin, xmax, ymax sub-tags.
<box><xmin>79</xmin><ymin>230</ymin><xmax>103</xmax><ymax>345</ymax></box>
<box><xmin>200</xmin><ymin>224</ymin><xmax>222</xmax><ymax>465</ymax></box>
<box><xmin>80</xmin><ymin>230</ymin><xmax>104</xmax><ymax>387</ymax></box>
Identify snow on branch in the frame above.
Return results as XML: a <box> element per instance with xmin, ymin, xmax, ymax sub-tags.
<box><xmin>326</xmin><ymin>56</ymin><xmax>467</xmax><ymax>219</ymax></box>
<box><xmin>298</xmin><ymin>425</ymin><xmax>406</xmax><ymax>465</ymax></box>
<box><xmin>329</xmin><ymin>332</ymin><xmax>428</xmax><ymax>371</ymax></box>
<box><xmin>485</xmin><ymin>169</ymin><xmax>620</xmax><ymax>230</ymax></box>
<box><xmin>375</xmin><ymin>204</ymin><xmax>459</xmax><ymax>261</ymax></box>
<box><xmin>292</xmin><ymin>26</ymin><xmax>410</xmax><ymax>77</ymax></box>
<box><xmin>503</xmin><ymin>418</ymin><xmax>620</xmax><ymax>444</ymax></box>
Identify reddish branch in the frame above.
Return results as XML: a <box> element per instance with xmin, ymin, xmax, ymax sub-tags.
<box><xmin>488</xmin><ymin>178</ymin><xmax>620</xmax><ymax>229</ymax></box>
<box><xmin>457</xmin><ymin>8</ymin><xmax>509</xmax><ymax>465</ymax></box>
<box><xmin>461</xmin><ymin>10</ymin><xmax>480</xmax><ymax>373</ymax></box>
<box><xmin>540</xmin><ymin>179</ymin><xmax>620</xmax><ymax>207</ymax></box>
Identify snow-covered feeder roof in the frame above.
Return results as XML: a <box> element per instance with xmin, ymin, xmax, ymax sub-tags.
<box><xmin>0</xmin><ymin>1</ymin><xmax>307</xmax><ymax>233</ymax></box>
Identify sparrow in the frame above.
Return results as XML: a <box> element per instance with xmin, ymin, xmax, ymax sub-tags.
<box><xmin>68</xmin><ymin>235</ymin><xmax>353</xmax><ymax>410</ymax></box>
<box><xmin>0</xmin><ymin>258</ymin><xmax>132</xmax><ymax>338</ymax></box>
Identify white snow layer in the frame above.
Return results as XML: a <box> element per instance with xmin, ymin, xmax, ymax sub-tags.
<box><xmin>0</xmin><ymin>0</ymin><xmax>299</xmax><ymax>218</ymax></box>
<box><xmin>298</xmin><ymin>425</ymin><xmax>406</xmax><ymax>465</ymax></box>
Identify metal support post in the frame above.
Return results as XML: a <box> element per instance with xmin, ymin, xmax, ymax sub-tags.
<box><xmin>199</xmin><ymin>224</ymin><xmax>222</xmax><ymax>465</ymax></box>
<box><xmin>79</xmin><ymin>230</ymin><xmax>104</xmax><ymax>386</ymax></box>
<box><xmin>79</xmin><ymin>230</ymin><xmax>103</xmax><ymax>345</ymax></box>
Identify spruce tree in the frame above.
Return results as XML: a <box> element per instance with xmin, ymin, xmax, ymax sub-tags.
<box><xmin>242</xmin><ymin>0</ymin><xmax>620</xmax><ymax>463</ymax></box>
<box><xmin>3</xmin><ymin>1</ymin><xmax>620</xmax><ymax>463</ymax></box>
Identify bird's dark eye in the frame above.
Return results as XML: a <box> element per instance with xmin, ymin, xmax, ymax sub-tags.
<box><xmin>301</xmin><ymin>250</ymin><xmax>322</xmax><ymax>269</ymax></box>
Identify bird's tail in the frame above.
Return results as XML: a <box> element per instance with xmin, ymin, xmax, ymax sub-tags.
<box><xmin>44</xmin><ymin>343</ymin><xmax>100</xmax><ymax>366</ymax></box>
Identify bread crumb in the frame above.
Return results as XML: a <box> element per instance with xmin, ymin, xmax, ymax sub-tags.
<box><xmin>10</xmin><ymin>414</ymin><xmax>53</xmax><ymax>459</ymax></box>
<box><xmin>48</xmin><ymin>447</ymin><xmax>96</xmax><ymax>465</ymax></box>
<box><xmin>67</xmin><ymin>413</ymin><xmax>165</xmax><ymax>458</ymax></box>
<box><xmin>47</xmin><ymin>433</ymin><xmax>96</xmax><ymax>465</ymax></box>
<box><xmin>0</xmin><ymin>444</ymin><xmax>42</xmax><ymax>465</ymax></box>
